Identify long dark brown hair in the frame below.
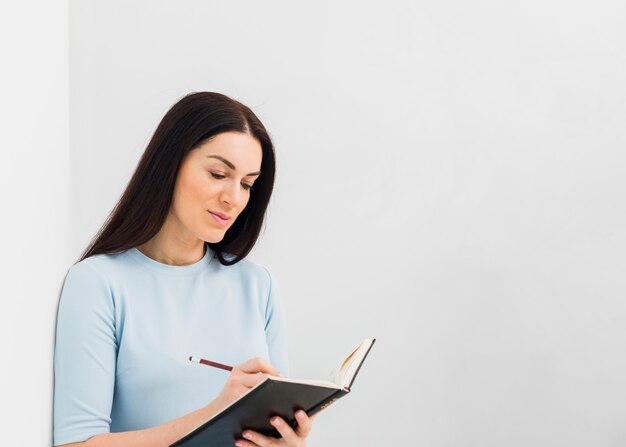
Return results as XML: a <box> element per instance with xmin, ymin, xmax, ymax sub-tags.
<box><xmin>79</xmin><ymin>92</ymin><xmax>276</xmax><ymax>266</ymax></box>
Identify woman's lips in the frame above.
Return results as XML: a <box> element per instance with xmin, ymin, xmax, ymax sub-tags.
<box><xmin>208</xmin><ymin>211</ymin><xmax>231</xmax><ymax>226</ymax></box>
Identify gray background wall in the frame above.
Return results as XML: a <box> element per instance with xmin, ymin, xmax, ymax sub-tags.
<box><xmin>1</xmin><ymin>1</ymin><xmax>70</xmax><ymax>446</ymax></box>
<box><xmin>2</xmin><ymin>0</ymin><xmax>626</xmax><ymax>445</ymax></box>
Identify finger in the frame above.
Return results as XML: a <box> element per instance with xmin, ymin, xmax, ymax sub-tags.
<box><xmin>239</xmin><ymin>372</ymin><xmax>272</xmax><ymax>389</ymax></box>
<box><xmin>240</xmin><ymin>429</ymin><xmax>278</xmax><ymax>447</ymax></box>
<box><xmin>294</xmin><ymin>410</ymin><xmax>315</xmax><ymax>438</ymax></box>
<box><xmin>237</xmin><ymin>357</ymin><xmax>282</xmax><ymax>376</ymax></box>
<box><xmin>269</xmin><ymin>416</ymin><xmax>299</xmax><ymax>444</ymax></box>
<box><xmin>234</xmin><ymin>439</ymin><xmax>262</xmax><ymax>447</ymax></box>
<box><xmin>234</xmin><ymin>439</ymin><xmax>261</xmax><ymax>447</ymax></box>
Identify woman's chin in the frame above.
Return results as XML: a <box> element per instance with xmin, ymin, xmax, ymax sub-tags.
<box><xmin>202</xmin><ymin>230</ymin><xmax>227</xmax><ymax>244</ymax></box>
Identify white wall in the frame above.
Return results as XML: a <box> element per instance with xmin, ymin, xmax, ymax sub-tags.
<box><xmin>66</xmin><ymin>1</ymin><xmax>626</xmax><ymax>446</ymax></box>
<box><xmin>0</xmin><ymin>2</ymin><xmax>70</xmax><ymax>446</ymax></box>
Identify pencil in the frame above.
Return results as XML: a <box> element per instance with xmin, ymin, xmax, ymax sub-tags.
<box><xmin>189</xmin><ymin>356</ymin><xmax>233</xmax><ymax>372</ymax></box>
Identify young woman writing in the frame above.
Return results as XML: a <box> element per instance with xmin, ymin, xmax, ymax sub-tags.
<box><xmin>53</xmin><ymin>92</ymin><xmax>315</xmax><ymax>447</ymax></box>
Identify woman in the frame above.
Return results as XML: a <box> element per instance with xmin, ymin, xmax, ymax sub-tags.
<box><xmin>53</xmin><ymin>92</ymin><xmax>315</xmax><ymax>447</ymax></box>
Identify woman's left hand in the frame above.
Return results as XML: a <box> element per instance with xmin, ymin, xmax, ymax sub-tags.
<box><xmin>235</xmin><ymin>409</ymin><xmax>316</xmax><ymax>447</ymax></box>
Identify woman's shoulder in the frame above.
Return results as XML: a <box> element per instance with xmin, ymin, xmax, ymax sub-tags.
<box><xmin>65</xmin><ymin>250</ymin><xmax>135</xmax><ymax>284</ymax></box>
<box><xmin>222</xmin><ymin>256</ymin><xmax>274</xmax><ymax>287</ymax></box>
<box><xmin>67</xmin><ymin>250</ymin><xmax>276</xmax><ymax>286</ymax></box>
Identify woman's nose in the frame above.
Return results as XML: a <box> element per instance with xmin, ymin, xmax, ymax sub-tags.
<box><xmin>220</xmin><ymin>181</ymin><xmax>243</xmax><ymax>207</ymax></box>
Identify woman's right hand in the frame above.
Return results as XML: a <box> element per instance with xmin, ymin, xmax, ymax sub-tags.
<box><xmin>212</xmin><ymin>357</ymin><xmax>283</xmax><ymax>411</ymax></box>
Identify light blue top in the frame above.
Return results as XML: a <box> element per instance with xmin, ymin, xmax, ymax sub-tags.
<box><xmin>53</xmin><ymin>247</ymin><xmax>289</xmax><ymax>446</ymax></box>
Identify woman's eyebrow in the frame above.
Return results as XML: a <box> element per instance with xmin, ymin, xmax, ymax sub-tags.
<box><xmin>206</xmin><ymin>155</ymin><xmax>261</xmax><ymax>176</ymax></box>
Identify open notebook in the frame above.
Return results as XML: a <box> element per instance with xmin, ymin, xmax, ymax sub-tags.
<box><xmin>171</xmin><ymin>338</ymin><xmax>376</xmax><ymax>447</ymax></box>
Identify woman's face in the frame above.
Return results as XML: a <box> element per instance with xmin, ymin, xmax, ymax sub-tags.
<box><xmin>170</xmin><ymin>131</ymin><xmax>263</xmax><ymax>244</ymax></box>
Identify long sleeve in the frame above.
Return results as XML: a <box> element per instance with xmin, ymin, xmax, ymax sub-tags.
<box><xmin>262</xmin><ymin>268</ymin><xmax>290</xmax><ymax>377</ymax></box>
<box><xmin>53</xmin><ymin>261</ymin><xmax>117</xmax><ymax>446</ymax></box>
<box><xmin>53</xmin><ymin>249</ymin><xmax>290</xmax><ymax>440</ymax></box>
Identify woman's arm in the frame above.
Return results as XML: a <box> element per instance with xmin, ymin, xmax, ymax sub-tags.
<box><xmin>57</xmin><ymin>358</ymin><xmax>281</xmax><ymax>447</ymax></box>
<box><xmin>262</xmin><ymin>268</ymin><xmax>289</xmax><ymax>376</ymax></box>
<box><xmin>58</xmin><ymin>400</ymin><xmax>220</xmax><ymax>447</ymax></box>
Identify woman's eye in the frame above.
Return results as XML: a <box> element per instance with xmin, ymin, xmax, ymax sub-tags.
<box><xmin>242</xmin><ymin>183</ymin><xmax>254</xmax><ymax>191</ymax></box>
<box><xmin>210</xmin><ymin>172</ymin><xmax>226</xmax><ymax>180</ymax></box>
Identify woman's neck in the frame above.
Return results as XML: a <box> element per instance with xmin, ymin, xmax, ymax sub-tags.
<box><xmin>137</xmin><ymin>241</ymin><xmax>206</xmax><ymax>266</ymax></box>
<box><xmin>137</xmin><ymin>217</ymin><xmax>206</xmax><ymax>266</ymax></box>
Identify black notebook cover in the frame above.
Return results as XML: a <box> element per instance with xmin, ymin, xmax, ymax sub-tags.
<box><xmin>170</xmin><ymin>380</ymin><xmax>348</xmax><ymax>447</ymax></box>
